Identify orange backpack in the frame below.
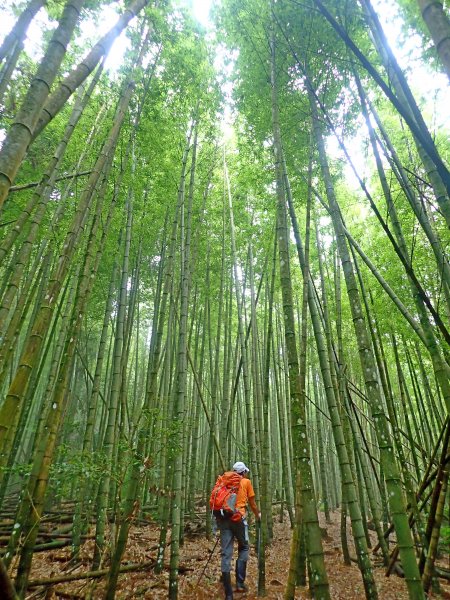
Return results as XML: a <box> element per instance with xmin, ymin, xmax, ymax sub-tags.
<box><xmin>209</xmin><ymin>471</ymin><xmax>242</xmax><ymax>519</ymax></box>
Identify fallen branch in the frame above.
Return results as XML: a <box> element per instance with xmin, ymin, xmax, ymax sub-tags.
<box><xmin>37</xmin><ymin>533</ymin><xmax>94</xmax><ymax>540</ymax></box>
<box><xmin>27</xmin><ymin>559</ymin><xmax>155</xmax><ymax>587</ymax></box>
<box><xmin>34</xmin><ymin>540</ymin><xmax>71</xmax><ymax>552</ymax></box>
<box><xmin>435</xmin><ymin>567</ymin><xmax>450</xmax><ymax>581</ymax></box>
<box><xmin>0</xmin><ymin>539</ymin><xmax>70</xmax><ymax>556</ymax></box>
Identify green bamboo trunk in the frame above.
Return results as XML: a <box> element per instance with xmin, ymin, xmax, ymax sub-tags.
<box><xmin>13</xmin><ymin>150</ymin><xmax>113</xmax><ymax>594</ymax></box>
<box><xmin>168</xmin><ymin>119</ymin><xmax>195</xmax><ymax>599</ymax></box>
<box><xmin>92</xmin><ymin>194</ymin><xmax>132</xmax><ymax>567</ymax></box>
<box><xmin>225</xmin><ymin>158</ymin><xmax>259</xmax><ymax>491</ymax></box>
<box><xmin>309</xmin><ymin>90</ymin><xmax>424</xmax><ymax>600</ymax></box>
<box><xmin>0</xmin><ymin>0</ymin><xmax>44</xmax><ymax>63</ymax></box>
<box><xmin>0</xmin><ymin>0</ymin><xmax>83</xmax><ymax>208</ymax></box>
<box><xmin>271</xmin><ymin>32</ymin><xmax>329</xmax><ymax>599</ymax></box>
<box><xmin>0</xmin><ymin>82</ymin><xmax>135</xmax><ymax>465</ymax></box>
<box><xmin>284</xmin><ymin>141</ymin><xmax>377</xmax><ymax>596</ymax></box>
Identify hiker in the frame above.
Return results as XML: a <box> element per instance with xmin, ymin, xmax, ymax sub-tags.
<box><xmin>210</xmin><ymin>461</ymin><xmax>261</xmax><ymax>599</ymax></box>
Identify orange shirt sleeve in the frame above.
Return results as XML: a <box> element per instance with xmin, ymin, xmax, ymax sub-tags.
<box><xmin>236</xmin><ymin>478</ymin><xmax>255</xmax><ymax>515</ymax></box>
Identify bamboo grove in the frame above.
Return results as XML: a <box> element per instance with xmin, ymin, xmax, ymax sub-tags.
<box><xmin>0</xmin><ymin>0</ymin><xmax>449</xmax><ymax>598</ymax></box>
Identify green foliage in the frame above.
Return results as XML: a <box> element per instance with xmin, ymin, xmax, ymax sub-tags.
<box><xmin>50</xmin><ymin>444</ymin><xmax>108</xmax><ymax>501</ymax></box>
<box><xmin>440</xmin><ymin>525</ymin><xmax>450</xmax><ymax>550</ymax></box>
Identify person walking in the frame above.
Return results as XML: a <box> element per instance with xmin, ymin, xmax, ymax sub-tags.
<box><xmin>212</xmin><ymin>461</ymin><xmax>261</xmax><ymax>599</ymax></box>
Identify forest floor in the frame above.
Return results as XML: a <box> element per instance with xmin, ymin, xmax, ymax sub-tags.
<box><xmin>24</xmin><ymin>509</ymin><xmax>450</xmax><ymax>599</ymax></box>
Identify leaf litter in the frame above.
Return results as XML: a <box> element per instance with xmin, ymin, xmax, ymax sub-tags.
<box><xmin>25</xmin><ymin>509</ymin><xmax>449</xmax><ymax>599</ymax></box>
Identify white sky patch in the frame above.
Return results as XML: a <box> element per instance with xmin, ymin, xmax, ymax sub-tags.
<box><xmin>78</xmin><ymin>5</ymin><xmax>131</xmax><ymax>74</ymax></box>
<box><xmin>0</xmin><ymin>6</ymin><xmax>55</xmax><ymax>62</ymax></box>
<box><xmin>191</xmin><ymin>0</ymin><xmax>212</xmax><ymax>27</ymax></box>
<box><xmin>215</xmin><ymin>46</ymin><xmax>238</xmax><ymax>139</ymax></box>
<box><xmin>373</xmin><ymin>0</ymin><xmax>449</xmax><ymax>130</ymax></box>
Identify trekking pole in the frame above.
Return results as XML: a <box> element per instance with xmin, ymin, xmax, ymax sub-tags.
<box><xmin>256</xmin><ymin>518</ymin><xmax>265</xmax><ymax>596</ymax></box>
<box><xmin>193</xmin><ymin>534</ymin><xmax>220</xmax><ymax>592</ymax></box>
<box><xmin>256</xmin><ymin>519</ymin><xmax>261</xmax><ymax>563</ymax></box>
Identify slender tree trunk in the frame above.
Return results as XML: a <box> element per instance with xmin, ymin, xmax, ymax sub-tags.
<box><xmin>0</xmin><ymin>0</ymin><xmax>45</xmax><ymax>63</ymax></box>
<box><xmin>270</xmin><ymin>25</ymin><xmax>330</xmax><ymax>600</ymax></box>
<box><xmin>355</xmin><ymin>76</ymin><xmax>450</xmax><ymax>415</ymax></box>
<box><xmin>71</xmin><ymin>253</ymin><xmax>119</xmax><ymax>559</ymax></box>
<box><xmin>422</xmin><ymin>426</ymin><xmax>449</xmax><ymax>592</ymax></box>
<box><xmin>361</xmin><ymin>87</ymin><xmax>450</xmax><ymax>314</ymax></box>
<box><xmin>258</xmin><ymin>233</ymin><xmax>277</xmax><ymax>596</ymax></box>
<box><xmin>313</xmin><ymin>0</ymin><xmax>450</xmax><ymax>207</ymax></box>
<box><xmin>0</xmin><ymin>61</ymin><xmax>104</xmax><ymax>267</ymax></box>
<box><xmin>0</xmin><ymin>0</ymin><xmax>84</xmax><ymax>209</ymax></box>
<box><xmin>417</xmin><ymin>0</ymin><xmax>450</xmax><ymax>80</ymax></box>
<box><xmin>168</xmin><ymin>119</ymin><xmax>196</xmax><ymax>599</ymax></box>
<box><xmin>360</xmin><ymin>0</ymin><xmax>450</xmax><ymax>225</ymax></box>
<box><xmin>93</xmin><ymin>186</ymin><xmax>133</xmax><ymax>569</ymax></box>
<box><xmin>309</xmin><ymin>87</ymin><xmax>424</xmax><ymax>600</ymax></box>
<box><xmin>224</xmin><ymin>159</ymin><xmax>259</xmax><ymax>488</ymax></box>
<box><xmin>13</xmin><ymin>145</ymin><xmax>114</xmax><ymax>595</ymax></box>
<box><xmin>281</xmin><ymin>121</ymin><xmax>377</xmax><ymax>597</ymax></box>
<box><xmin>0</xmin><ymin>41</ymin><xmax>23</xmax><ymax>106</ymax></box>
<box><xmin>0</xmin><ymin>81</ymin><xmax>134</xmax><ymax>468</ymax></box>
<box><xmin>32</xmin><ymin>0</ymin><xmax>149</xmax><ymax>139</ymax></box>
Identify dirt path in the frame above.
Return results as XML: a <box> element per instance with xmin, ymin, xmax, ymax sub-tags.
<box><xmin>26</xmin><ymin>511</ymin><xmax>449</xmax><ymax>598</ymax></box>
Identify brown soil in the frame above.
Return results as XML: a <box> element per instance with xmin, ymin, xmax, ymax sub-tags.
<box><xmin>22</xmin><ymin>510</ymin><xmax>449</xmax><ymax>599</ymax></box>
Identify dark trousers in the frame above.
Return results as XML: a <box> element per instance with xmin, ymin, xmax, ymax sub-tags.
<box><xmin>217</xmin><ymin>517</ymin><xmax>249</xmax><ymax>572</ymax></box>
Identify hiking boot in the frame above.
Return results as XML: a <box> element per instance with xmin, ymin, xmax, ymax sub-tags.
<box><xmin>222</xmin><ymin>571</ymin><xmax>233</xmax><ymax>599</ymax></box>
<box><xmin>235</xmin><ymin>559</ymin><xmax>248</xmax><ymax>592</ymax></box>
